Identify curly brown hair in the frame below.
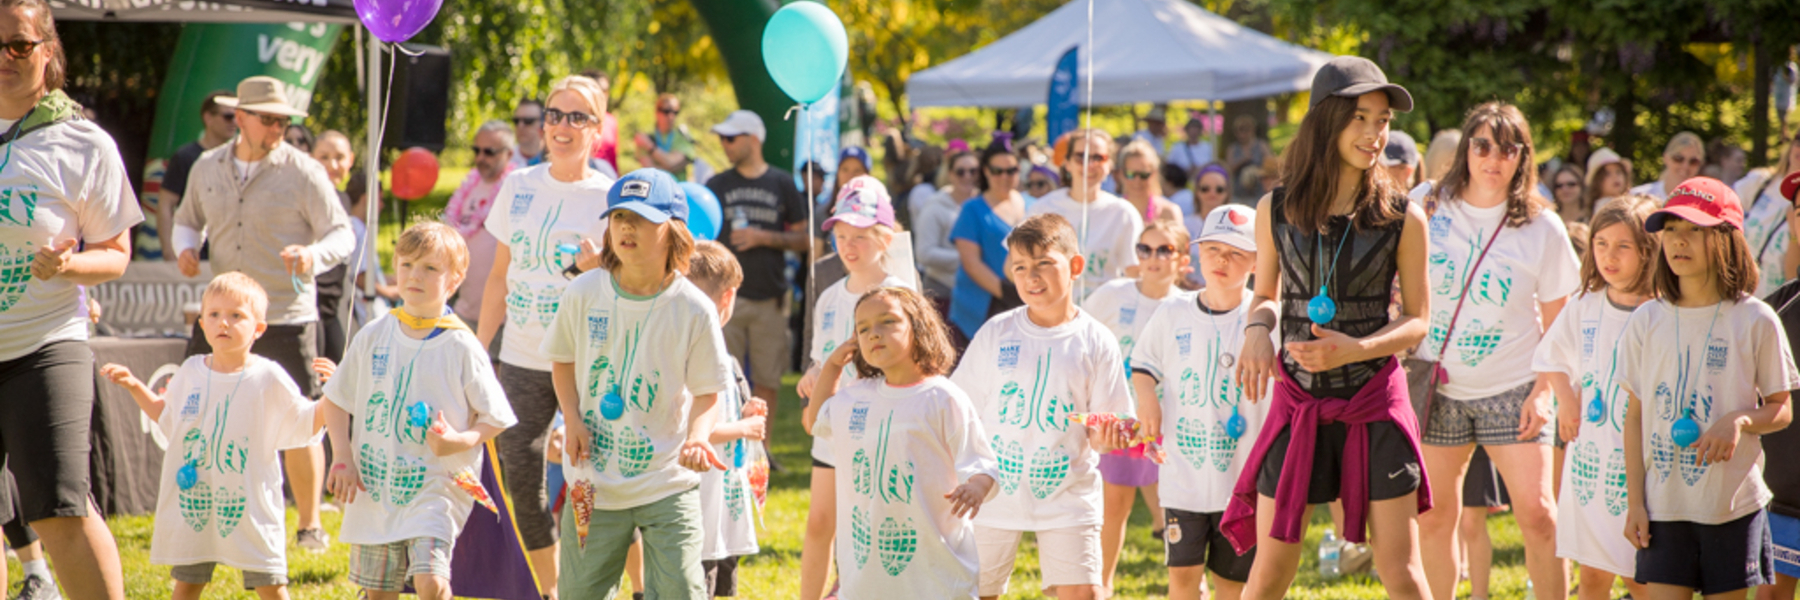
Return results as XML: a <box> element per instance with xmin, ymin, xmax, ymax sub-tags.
<box><xmin>849</xmin><ymin>286</ymin><xmax>958</xmax><ymax>379</ymax></box>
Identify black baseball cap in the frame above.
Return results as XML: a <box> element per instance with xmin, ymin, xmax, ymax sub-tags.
<box><xmin>1310</xmin><ymin>56</ymin><xmax>1414</xmax><ymax>112</ymax></box>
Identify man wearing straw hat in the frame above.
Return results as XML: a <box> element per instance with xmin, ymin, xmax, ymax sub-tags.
<box><xmin>171</xmin><ymin>75</ymin><xmax>355</xmax><ymax>552</ymax></box>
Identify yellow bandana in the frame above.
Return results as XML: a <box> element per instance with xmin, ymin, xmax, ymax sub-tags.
<box><xmin>389</xmin><ymin>308</ymin><xmax>471</xmax><ymax>333</ymax></box>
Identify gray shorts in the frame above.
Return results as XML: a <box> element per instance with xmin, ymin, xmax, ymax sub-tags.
<box><xmin>1423</xmin><ymin>380</ymin><xmax>1552</xmax><ymax>446</ymax></box>
<box><xmin>170</xmin><ymin>562</ymin><xmax>288</xmax><ymax>589</ymax></box>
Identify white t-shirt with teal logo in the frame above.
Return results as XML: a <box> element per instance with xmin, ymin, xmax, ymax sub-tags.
<box><xmin>1614</xmin><ymin>298</ymin><xmax>1800</xmax><ymax>524</ymax></box>
<box><xmin>483</xmin><ymin>164</ymin><xmax>616</xmax><ymax>371</ymax></box>
<box><xmin>540</xmin><ymin>270</ymin><xmax>734</xmax><ymax>510</ymax></box>
<box><xmin>324</xmin><ymin>317</ymin><xmax>518</xmax><ymax>545</ymax></box>
<box><xmin>811</xmin><ymin>377</ymin><xmax>998</xmax><ymax>598</ymax></box>
<box><xmin>1414</xmin><ymin>199</ymin><xmax>1580</xmax><ymax>399</ymax></box>
<box><xmin>1081</xmin><ymin>278</ymin><xmax>1187</xmax><ymax>392</ymax></box>
<box><xmin>0</xmin><ymin>120</ymin><xmax>142</xmax><ymax>361</ymax></box>
<box><xmin>951</xmin><ymin>308</ymin><xmax>1131</xmax><ymax>531</ymax></box>
<box><xmin>150</xmin><ymin>356</ymin><xmax>318</xmax><ymax>573</ymax></box>
<box><xmin>1735</xmin><ymin>173</ymin><xmax>1792</xmax><ymax>298</ymax></box>
<box><xmin>1026</xmin><ymin>189</ymin><xmax>1143</xmax><ymax>301</ymax></box>
<box><xmin>1531</xmin><ymin>291</ymin><xmax>1638</xmax><ymax>576</ymax></box>
<box><xmin>699</xmin><ymin>366</ymin><xmax>759</xmax><ymax>561</ymax></box>
<box><xmin>1130</xmin><ymin>289</ymin><xmax>1273</xmax><ymax>514</ymax></box>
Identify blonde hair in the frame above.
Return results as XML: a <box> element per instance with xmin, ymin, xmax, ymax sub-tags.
<box><xmin>599</xmin><ymin>218</ymin><xmax>695</xmax><ymax>276</ymax></box>
<box><xmin>1579</xmin><ymin>194</ymin><xmax>1660</xmax><ymax>296</ymax></box>
<box><xmin>1665</xmin><ymin>131</ymin><xmax>1705</xmax><ymax>159</ymax></box>
<box><xmin>203</xmin><ymin>272</ymin><xmax>269</xmax><ymax>320</ymax></box>
<box><xmin>1117</xmin><ymin>139</ymin><xmax>1163</xmax><ymax>196</ymax></box>
<box><xmin>1139</xmin><ymin>219</ymin><xmax>1191</xmax><ymax>250</ymax></box>
<box><xmin>547</xmin><ymin>75</ymin><xmax>609</xmax><ymax>117</ymax></box>
<box><xmin>688</xmin><ymin>240</ymin><xmax>743</xmax><ymax>298</ymax></box>
<box><xmin>1422</xmin><ymin>129</ymin><xmax>1462</xmax><ymax>182</ymax></box>
<box><xmin>397</xmin><ymin>222</ymin><xmax>470</xmax><ymax>277</ymax></box>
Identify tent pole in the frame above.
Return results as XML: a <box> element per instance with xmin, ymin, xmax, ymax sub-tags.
<box><xmin>356</xmin><ymin>28</ymin><xmax>379</xmax><ymax>338</ymax></box>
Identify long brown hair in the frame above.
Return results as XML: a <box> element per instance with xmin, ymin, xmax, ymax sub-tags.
<box><xmin>3</xmin><ymin>0</ymin><xmax>60</xmax><ymax>91</ymax></box>
<box><xmin>1432</xmin><ymin>101</ymin><xmax>1545</xmax><ymax>227</ymax></box>
<box><xmin>1651</xmin><ymin>222</ymin><xmax>1757</xmax><ymax>304</ymax></box>
<box><xmin>850</xmin><ymin>287</ymin><xmax>958</xmax><ymax>379</ymax></box>
<box><xmin>1579</xmin><ymin>194</ymin><xmax>1660</xmax><ymax>296</ymax></box>
<box><xmin>1279</xmin><ymin>95</ymin><xmax>1404</xmax><ymax>232</ymax></box>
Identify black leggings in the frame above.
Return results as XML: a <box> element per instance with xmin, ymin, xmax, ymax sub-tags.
<box><xmin>0</xmin><ymin>340</ymin><xmax>97</xmax><ymax>524</ymax></box>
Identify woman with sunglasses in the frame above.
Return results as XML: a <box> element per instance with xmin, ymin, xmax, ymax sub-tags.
<box><xmin>1024</xmin><ymin>165</ymin><xmax>1060</xmax><ymax>201</ymax></box>
<box><xmin>1547</xmin><ymin>163</ymin><xmax>1586</xmax><ymax>223</ymax></box>
<box><xmin>476</xmin><ymin>75</ymin><xmax>616</xmax><ymax>600</ymax></box>
<box><xmin>1183</xmin><ymin>164</ymin><xmax>1232</xmax><ymax>288</ymax></box>
<box><xmin>1410</xmin><ymin>101</ymin><xmax>1580</xmax><ymax>600</ymax></box>
<box><xmin>948</xmin><ymin>142</ymin><xmax>1030</xmax><ymax>343</ymax></box>
<box><xmin>914</xmin><ymin>150</ymin><xmax>980</xmax><ymax>305</ymax></box>
<box><xmin>0</xmin><ymin>1</ymin><xmax>140</xmax><ymax>598</ymax></box>
<box><xmin>1735</xmin><ymin>124</ymin><xmax>1800</xmax><ymax>297</ymax></box>
<box><xmin>1033</xmin><ymin>129</ymin><xmax>1142</xmax><ymax>300</ymax></box>
<box><xmin>1630</xmin><ymin>131</ymin><xmax>1705</xmax><ymax>202</ymax></box>
<box><xmin>1117</xmin><ymin>139</ymin><xmax>1182</xmax><ymax>227</ymax></box>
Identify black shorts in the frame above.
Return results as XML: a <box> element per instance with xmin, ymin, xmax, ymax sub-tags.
<box><xmin>186</xmin><ymin>320</ymin><xmax>319</xmax><ymax>399</ymax></box>
<box><xmin>1256</xmin><ymin>421</ymin><xmax>1421</xmax><ymax>504</ymax></box>
<box><xmin>0</xmin><ymin>340</ymin><xmax>98</xmax><ymax>523</ymax></box>
<box><xmin>812</xmin><ymin>457</ymin><xmax>833</xmax><ymax>469</ymax></box>
<box><xmin>1164</xmin><ymin>508</ymin><xmax>1256</xmax><ymax>581</ymax></box>
<box><xmin>1462</xmin><ymin>446</ymin><xmax>1511</xmax><ymax>508</ymax></box>
<box><xmin>1635</xmin><ymin>511</ymin><xmax>1773</xmax><ymax>595</ymax></box>
<box><xmin>702</xmin><ymin>555</ymin><xmax>739</xmax><ymax>596</ymax></box>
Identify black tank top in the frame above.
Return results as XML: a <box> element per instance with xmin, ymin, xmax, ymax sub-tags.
<box><xmin>1271</xmin><ymin>188</ymin><xmax>1409</xmax><ymax>399</ymax></box>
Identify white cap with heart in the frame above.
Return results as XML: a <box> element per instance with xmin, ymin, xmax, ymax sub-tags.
<box><xmin>1194</xmin><ymin>204</ymin><xmax>1257</xmax><ymax>252</ymax></box>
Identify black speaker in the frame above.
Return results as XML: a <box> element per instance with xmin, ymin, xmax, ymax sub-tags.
<box><xmin>382</xmin><ymin>44</ymin><xmax>450</xmax><ymax>152</ymax></box>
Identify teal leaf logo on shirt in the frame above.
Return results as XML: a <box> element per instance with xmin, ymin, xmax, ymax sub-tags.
<box><xmin>1027</xmin><ymin>445</ymin><xmax>1071</xmax><ymax>500</ymax></box>
<box><xmin>877</xmin><ymin>516</ymin><xmax>918</xmax><ymax>576</ymax></box>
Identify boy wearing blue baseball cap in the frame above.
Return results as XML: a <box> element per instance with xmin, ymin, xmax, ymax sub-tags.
<box><xmin>541</xmin><ymin>168</ymin><xmax>737</xmax><ymax>598</ymax></box>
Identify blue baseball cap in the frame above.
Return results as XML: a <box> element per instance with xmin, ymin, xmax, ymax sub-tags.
<box><xmin>838</xmin><ymin>146</ymin><xmax>870</xmax><ymax>170</ymax></box>
<box><xmin>605</xmin><ymin>168</ymin><xmax>688</xmax><ymax>224</ymax></box>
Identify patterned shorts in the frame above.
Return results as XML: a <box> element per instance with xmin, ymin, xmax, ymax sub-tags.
<box><xmin>1423</xmin><ymin>380</ymin><xmax>1551</xmax><ymax>446</ymax></box>
<box><xmin>348</xmin><ymin>537</ymin><xmax>454</xmax><ymax>592</ymax></box>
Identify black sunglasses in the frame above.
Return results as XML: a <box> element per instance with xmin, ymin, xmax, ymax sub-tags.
<box><xmin>718</xmin><ymin>133</ymin><xmax>742</xmax><ymax>144</ymax></box>
<box><xmin>215</xmin><ymin>111</ymin><xmax>236</xmax><ymax>122</ymax></box>
<box><xmin>237</xmin><ymin>109</ymin><xmax>287</xmax><ymax>127</ymax></box>
<box><xmin>0</xmin><ymin>39</ymin><xmax>42</xmax><ymax>60</ymax></box>
<box><xmin>1135</xmin><ymin>243</ymin><xmax>1180</xmax><ymax>259</ymax></box>
<box><xmin>1471</xmin><ymin>137</ymin><xmax>1523</xmax><ymax>160</ymax></box>
<box><xmin>1554</xmin><ymin>180</ymin><xmax>1582</xmax><ymax>189</ymax></box>
<box><xmin>513</xmin><ymin>116</ymin><xmax>540</xmax><ymax>127</ymax></box>
<box><xmin>544</xmin><ymin>109</ymin><xmax>596</xmax><ymax>128</ymax></box>
<box><xmin>473</xmin><ymin>146</ymin><xmax>507</xmax><ymax>157</ymax></box>
<box><xmin>1027</xmin><ymin>179</ymin><xmax>1053</xmax><ymax>189</ymax></box>
<box><xmin>987</xmin><ymin>166</ymin><xmax>1019</xmax><ymax>176</ymax></box>
<box><xmin>1196</xmin><ymin>185</ymin><xmax>1227</xmax><ymax>194</ymax></box>
<box><xmin>1123</xmin><ymin>170</ymin><xmax>1155</xmax><ymax>180</ymax></box>
<box><xmin>659</xmin><ymin>108</ymin><xmax>680</xmax><ymax>116</ymax></box>
<box><xmin>953</xmin><ymin>167</ymin><xmax>979</xmax><ymax>177</ymax></box>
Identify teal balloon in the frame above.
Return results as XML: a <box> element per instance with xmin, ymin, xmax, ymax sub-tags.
<box><xmin>761</xmin><ymin>2</ymin><xmax>849</xmax><ymax>104</ymax></box>
<box><xmin>681</xmin><ymin>182</ymin><xmax>723</xmax><ymax>241</ymax></box>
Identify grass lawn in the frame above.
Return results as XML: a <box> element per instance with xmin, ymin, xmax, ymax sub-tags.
<box><xmin>8</xmin><ymin>375</ymin><xmax>1559</xmax><ymax>599</ymax></box>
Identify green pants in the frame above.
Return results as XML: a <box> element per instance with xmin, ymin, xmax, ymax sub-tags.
<box><xmin>558</xmin><ymin>487</ymin><xmax>705</xmax><ymax>599</ymax></box>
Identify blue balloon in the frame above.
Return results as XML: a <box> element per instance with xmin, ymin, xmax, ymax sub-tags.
<box><xmin>177</xmin><ymin>461</ymin><xmax>199</xmax><ymax>491</ymax></box>
<box><xmin>1307</xmin><ymin>294</ymin><xmax>1337</xmax><ymax>324</ymax></box>
<box><xmin>408</xmin><ymin>401</ymin><xmax>431</xmax><ymax>429</ymax></box>
<box><xmin>680</xmin><ymin>182</ymin><xmax>723</xmax><ymax>241</ymax></box>
<box><xmin>602</xmin><ymin>388</ymin><xmax>626</xmax><ymax>421</ymax></box>
<box><xmin>1586</xmin><ymin>390</ymin><xmax>1606</xmax><ymax>424</ymax></box>
<box><xmin>1671</xmin><ymin>412</ymin><xmax>1702</xmax><ymax>448</ymax></box>
<box><xmin>1224</xmin><ymin>406</ymin><xmax>1246</xmax><ymax>440</ymax></box>
<box><xmin>761</xmin><ymin>2</ymin><xmax>849</xmax><ymax>104</ymax></box>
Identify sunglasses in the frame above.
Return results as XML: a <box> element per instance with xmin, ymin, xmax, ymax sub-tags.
<box><xmin>1669</xmin><ymin>154</ymin><xmax>1702</xmax><ymax>167</ymax></box>
<box><xmin>658</xmin><ymin>107</ymin><xmax>680</xmax><ymax>116</ymax></box>
<box><xmin>1067</xmin><ymin>153</ymin><xmax>1110</xmax><ymax>163</ymax></box>
<box><xmin>954</xmin><ymin>167</ymin><xmax>979</xmax><ymax>177</ymax></box>
<box><xmin>1470</xmin><ymin>137</ymin><xmax>1523</xmax><ymax>160</ymax></box>
<box><xmin>237</xmin><ymin>109</ymin><xmax>287</xmax><ymax>127</ymax></box>
<box><xmin>1123</xmin><ymin>171</ymin><xmax>1155</xmax><ymax>180</ymax></box>
<box><xmin>214</xmin><ymin>111</ymin><xmax>236</xmax><ymax>122</ymax></box>
<box><xmin>1554</xmin><ymin>180</ymin><xmax>1582</xmax><ymax>189</ymax></box>
<box><xmin>0</xmin><ymin>39</ymin><xmax>42</xmax><ymax>60</ymax></box>
<box><xmin>1027</xmin><ymin>179</ymin><xmax>1053</xmax><ymax>190</ymax></box>
<box><xmin>473</xmin><ymin>146</ymin><xmax>507</xmax><ymax>157</ymax></box>
<box><xmin>987</xmin><ymin>166</ymin><xmax>1019</xmax><ymax>176</ymax></box>
<box><xmin>1135</xmin><ymin>243</ymin><xmax>1180</xmax><ymax>260</ymax></box>
<box><xmin>513</xmin><ymin>116</ymin><xmax>540</xmax><ymax>127</ymax></box>
<box><xmin>544</xmin><ymin>108</ymin><xmax>596</xmax><ymax>128</ymax></box>
<box><xmin>1197</xmin><ymin>185</ymin><xmax>1227</xmax><ymax>194</ymax></box>
<box><xmin>718</xmin><ymin>133</ymin><xmax>742</xmax><ymax>144</ymax></box>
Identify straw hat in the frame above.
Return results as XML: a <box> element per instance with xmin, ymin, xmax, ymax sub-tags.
<box><xmin>214</xmin><ymin>76</ymin><xmax>307</xmax><ymax>118</ymax></box>
<box><xmin>1584</xmin><ymin>147</ymin><xmax>1631</xmax><ymax>189</ymax></box>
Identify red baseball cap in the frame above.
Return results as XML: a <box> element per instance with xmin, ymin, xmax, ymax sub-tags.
<box><xmin>1646</xmin><ymin>177</ymin><xmax>1744</xmax><ymax>232</ymax></box>
<box><xmin>1781</xmin><ymin>171</ymin><xmax>1800</xmax><ymax>204</ymax></box>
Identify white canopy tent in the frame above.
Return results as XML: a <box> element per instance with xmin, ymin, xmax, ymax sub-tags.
<box><xmin>905</xmin><ymin>0</ymin><xmax>1333</xmax><ymax>107</ymax></box>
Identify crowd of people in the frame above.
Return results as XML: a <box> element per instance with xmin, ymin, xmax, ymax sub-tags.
<box><xmin>9</xmin><ymin>0</ymin><xmax>1800</xmax><ymax>597</ymax></box>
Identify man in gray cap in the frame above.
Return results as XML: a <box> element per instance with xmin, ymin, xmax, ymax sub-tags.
<box><xmin>172</xmin><ymin>75</ymin><xmax>354</xmax><ymax>552</ymax></box>
<box><xmin>1381</xmin><ymin>130</ymin><xmax>1421</xmax><ymax>189</ymax></box>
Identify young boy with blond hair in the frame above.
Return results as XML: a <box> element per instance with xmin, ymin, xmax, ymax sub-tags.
<box><xmin>322</xmin><ymin>222</ymin><xmax>518</xmax><ymax>600</ymax></box>
<box><xmin>102</xmin><ymin>272</ymin><xmax>325</xmax><ymax>600</ymax></box>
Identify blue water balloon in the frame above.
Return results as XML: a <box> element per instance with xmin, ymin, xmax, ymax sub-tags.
<box><xmin>732</xmin><ymin>439</ymin><xmax>746</xmax><ymax>469</ymax></box>
<box><xmin>1671</xmin><ymin>410</ymin><xmax>1702</xmax><ymax>448</ymax></box>
<box><xmin>557</xmin><ymin>243</ymin><xmax>580</xmax><ymax>255</ymax></box>
<box><xmin>1307</xmin><ymin>294</ymin><xmax>1337</xmax><ymax>325</ymax></box>
<box><xmin>1224</xmin><ymin>405</ymin><xmax>1246</xmax><ymax>440</ymax></box>
<box><xmin>1585</xmin><ymin>390</ymin><xmax>1606</xmax><ymax>424</ymax></box>
<box><xmin>177</xmin><ymin>461</ymin><xmax>198</xmax><ymax>491</ymax></box>
<box><xmin>408</xmin><ymin>401</ymin><xmax>431</xmax><ymax>428</ymax></box>
<box><xmin>601</xmin><ymin>387</ymin><xmax>626</xmax><ymax>421</ymax></box>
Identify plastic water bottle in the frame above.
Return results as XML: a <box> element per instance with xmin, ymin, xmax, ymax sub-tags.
<box><xmin>1318</xmin><ymin>529</ymin><xmax>1342</xmax><ymax>579</ymax></box>
<box><xmin>731</xmin><ymin>207</ymin><xmax>750</xmax><ymax>231</ymax></box>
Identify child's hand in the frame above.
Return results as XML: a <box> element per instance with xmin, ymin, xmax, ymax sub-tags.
<box><xmin>1623</xmin><ymin>504</ymin><xmax>1651</xmax><ymax>549</ymax></box>
<box><xmin>736</xmin><ymin>415</ymin><xmax>768</xmax><ymax>441</ymax></box>
<box><xmin>743</xmin><ymin>397</ymin><xmax>769</xmax><ymax>418</ymax></box>
<box><xmin>946</xmin><ymin>474</ymin><xmax>995</xmax><ymax>518</ymax></box>
<box><xmin>678</xmin><ymin>438</ymin><xmax>729</xmax><ymax>472</ymax></box>
<box><xmin>1088</xmin><ymin>418</ymin><xmax>1132</xmax><ymax>453</ymax></box>
<box><xmin>312</xmin><ymin>357</ymin><xmax>337</xmax><ymax>386</ymax></box>
<box><xmin>546</xmin><ymin>426</ymin><xmax>565</xmax><ymax>465</ymax></box>
<box><xmin>327</xmin><ymin>460</ymin><xmax>367</xmax><ymax>504</ymax></box>
<box><xmin>797</xmin><ymin>365</ymin><xmax>820</xmax><ymax>401</ymax></box>
<box><xmin>1695</xmin><ymin>415</ymin><xmax>1747</xmax><ymax>466</ymax></box>
<box><xmin>825</xmin><ymin>337</ymin><xmax>859</xmax><ymax>369</ymax></box>
<box><xmin>425</xmin><ymin>411</ymin><xmax>479</xmax><ymax>457</ymax></box>
<box><xmin>99</xmin><ymin>363</ymin><xmax>140</xmax><ymax>388</ymax></box>
<box><xmin>574</xmin><ymin>238</ymin><xmax>603</xmax><ymax>274</ymax></box>
<box><xmin>565</xmin><ymin>419</ymin><xmax>592</xmax><ymax>465</ymax></box>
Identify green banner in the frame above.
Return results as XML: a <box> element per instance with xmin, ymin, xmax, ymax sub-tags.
<box><xmin>138</xmin><ymin>22</ymin><xmax>341</xmax><ymax>260</ymax></box>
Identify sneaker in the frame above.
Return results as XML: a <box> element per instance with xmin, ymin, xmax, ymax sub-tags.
<box><xmin>17</xmin><ymin>574</ymin><xmax>61</xmax><ymax>600</ymax></box>
<box><xmin>296</xmin><ymin>527</ymin><xmax>330</xmax><ymax>552</ymax></box>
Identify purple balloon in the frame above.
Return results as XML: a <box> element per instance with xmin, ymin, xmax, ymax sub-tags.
<box><xmin>354</xmin><ymin>0</ymin><xmax>443</xmax><ymax>43</ymax></box>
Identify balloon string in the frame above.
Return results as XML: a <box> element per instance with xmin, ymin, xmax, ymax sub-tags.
<box><xmin>1077</xmin><ymin>0</ymin><xmax>1094</xmax><ymax>300</ymax></box>
<box><xmin>392</xmin><ymin>43</ymin><xmax>426</xmax><ymax>57</ymax></box>
<box><xmin>798</xmin><ymin>102</ymin><xmax>817</xmax><ymax>363</ymax></box>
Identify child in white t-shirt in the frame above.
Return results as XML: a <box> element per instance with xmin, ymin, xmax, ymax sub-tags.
<box><xmin>1617</xmin><ymin>179</ymin><xmax>1800</xmax><ymax>598</ymax></box>
<box><xmin>541</xmin><ymin>169</ymin><xmax>734</xmax><ymax>598</ymax></box>
<box><xmin>952</xmin><ymin>213</ymin><xmax>1132</xmax><ymax>599</ymax></box>
<box><xmin>1081</xmin><ymin>220</ymin><xmax>1193</xmax><ymax>590</ymax></box>
<box><xmin>322</xmin><ymin>223</ymin><xmax>519</xmax><ymax>600</ymax></box>
<box><xmin>1133</xmin><ymin>205</ymin><xmax>1271</xmax><ymax>600</ymax></box>
<box><xmin>102</xmin><ymin>273</ymin><xmax>323</xmax><ymax>600</ymax></box>
<box><xmin>689</xmin><ymin>241</ymin><xmax>767</xmax><ymax>596</ymax></box>
<box><xmin>798</xmin><ymin>175</ymin><xmax>913</xmax><ymax>599</ymax></box>
<box><xmin>812</xmin><ymin>285</ymin><xmax>999</xmax><ymax>598</ymax></box>
<box><xmin>1530</xmin><ymin>195</ymin><xmax>1660</xmax><ymax>600</ymax></box>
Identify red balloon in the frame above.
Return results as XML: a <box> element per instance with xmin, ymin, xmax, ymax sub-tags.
<box><xmin>391</xmin><ymin>147</ymin><xmax>440</xmax><ymax>201</ymax></box>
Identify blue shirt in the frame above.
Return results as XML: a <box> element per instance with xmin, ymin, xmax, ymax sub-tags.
<box><xmin>948</xmin><ymin>195</ymin><xmax>1023</xmax><ymax>337</ymax></box>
